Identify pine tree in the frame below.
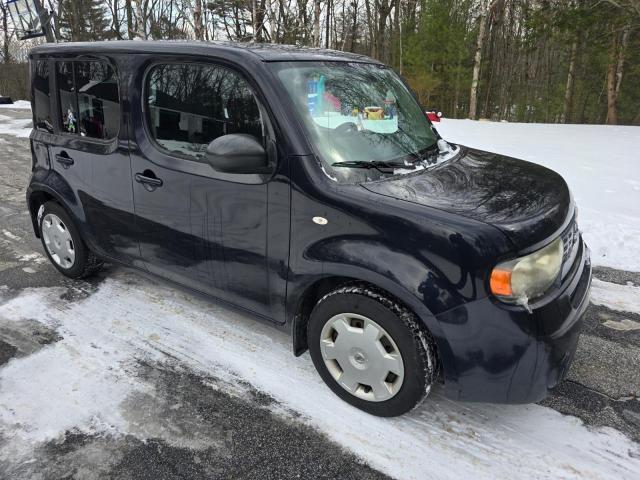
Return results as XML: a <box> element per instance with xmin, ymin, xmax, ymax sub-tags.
<box><xmin>57</xmin><ymin>0</ymin><xmax>112</xmax><ymax>42</ymax></box>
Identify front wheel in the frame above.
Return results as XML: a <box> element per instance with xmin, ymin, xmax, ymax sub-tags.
<box><xmin>308</xmin><ymin>285</ymin><xmax>438</xmax><ymax>417</ymax></box>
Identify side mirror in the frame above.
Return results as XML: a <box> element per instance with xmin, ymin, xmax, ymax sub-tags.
<box><xmin>205</xmin><ymin>134</ymin><xmax>268</xmax><ymax>174</ymax></box>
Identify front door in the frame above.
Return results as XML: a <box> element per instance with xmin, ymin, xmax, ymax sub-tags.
<box><xmin>128</xmin><ymin>56</ymin><xmax>289</xmax><ymax>321</ymax></box>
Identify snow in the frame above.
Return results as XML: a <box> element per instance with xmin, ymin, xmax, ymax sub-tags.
<box><xmin>590</xmin><ymin>278</ymin><xmax>640</xmax><ymax>315</ymax></box>
<box><xmin>1</xmin><ymin>275</ymin><xmax>639</xmax><ymax>479</ymax></box>
<box><xmin>437</xmin><ymin>119</ymin><xmax>640</xmax><ymax>273</ymax></box>
<box><xmin>0</xmin><ymin>115</ymin><xmax>32</xmax><ymax>138</ymax></box>
<box><xmin>0</xmin><ymin>99</ymin><xmax>32</xmax><ymax>109</ymax></box>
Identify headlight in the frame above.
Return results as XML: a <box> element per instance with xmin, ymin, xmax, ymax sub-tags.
<box><xmin>490</xmin><ymin>237</ymin><xmax>564</xmax><ymax>304</ymax></box>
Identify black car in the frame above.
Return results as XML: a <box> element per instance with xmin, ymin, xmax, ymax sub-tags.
<box><xmin>26</xmin><ymin>41</ymin><xmax>591</xmax><ymax>417</ymax></box>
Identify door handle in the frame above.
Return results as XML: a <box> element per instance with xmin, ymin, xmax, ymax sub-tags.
<box><xmin>135</xmin><ymin>172</ymin><xmax>163</xmax><ymax>191</ymax></box>
<box><xmin>55</xmin><ymin>153</ymin><xmax>74</xmax><ymax>168</ymax></box>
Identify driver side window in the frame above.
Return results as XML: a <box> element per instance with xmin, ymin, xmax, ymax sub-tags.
<box><xmin>145</xmin><ymin>63</ymin><xmax>264</xmax><ymax>162</ymax></box>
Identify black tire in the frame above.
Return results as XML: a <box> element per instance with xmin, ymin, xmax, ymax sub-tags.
<box><xmin>38</xmin><ymin>201</ymin><xmax>103</xmax><ymax>279</ymax></box>
<box><xmin>308</xmin><ymin>284</ymin><xmax>438</xmax><ymax>417</ymax></box>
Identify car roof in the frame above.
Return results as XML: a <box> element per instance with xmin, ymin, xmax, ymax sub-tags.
<box><xmin>30</xmin><ymin>40</ymin><xmax>381</xmax><ymax>64</ymax></box>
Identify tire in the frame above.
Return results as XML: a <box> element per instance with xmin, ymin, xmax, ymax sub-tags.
<box><xmin>308</xmin><ymin>284</ymin><xmax>438</xmax><ymax>417</ymax></box>
<box><xmin>38</xmin><ymin>201</ymin><xmax>103</xmax><ymax>279</ymax></box>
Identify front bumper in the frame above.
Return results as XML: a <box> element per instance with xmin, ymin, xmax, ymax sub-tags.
<box><xmin>436</xmin><ymin>237</ymin><xmax>592</xmax><ymax>403</ymax></box>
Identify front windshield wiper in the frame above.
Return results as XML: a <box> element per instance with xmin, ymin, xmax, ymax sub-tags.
<box><xmin>331</xmin><ymin>160</ymin><xmax>417</xmax><ymax>172</ymax></box>
<box><xmin>408</xmin><ymin>142</ymin><xmax>440</xmax><ymax>165</ymax></box>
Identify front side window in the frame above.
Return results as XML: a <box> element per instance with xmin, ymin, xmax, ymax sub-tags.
<box><xmin>270</xmin><ymin>61</ymin><xmax>438</xmax><ymax>183</ymax></box>
<box><xmin>56</xmin><ymin>60</ymin><xmax>119</xmax><ymax>139</ymax></box>
<box><xmin>33</xmin><ymin>60</ymin><xmax>52</xmax><ymax>133</ymax></box>
<box><xmin>145</xmin><ymin>63</ymin><xmax>264</xmax><ymax>161</ymax></box>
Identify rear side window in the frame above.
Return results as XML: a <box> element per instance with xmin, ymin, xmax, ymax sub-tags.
<box><xmin>33</xmin><ymin>60</ymin><xmax>52</xmax><ymax>133</ymax></box>
<box><xmin>56</xmin><ymin>60</ymin><xmax>120</xmax><ymax>140</ymax></box>
<box><xmin>57</xmin><ymin>62</ymin><xmax>77</xmax><ymax>134</ymax></box>
<box><xmin>145</xmin><ymin>63</ymin><xmax>264</xmax><ymax>161</ymax></box>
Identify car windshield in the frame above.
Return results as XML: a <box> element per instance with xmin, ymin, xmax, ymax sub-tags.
<box><xmin>270</xmin><ymin>61</ymin><xmax>438</xmax><ymax>183</ymax></box>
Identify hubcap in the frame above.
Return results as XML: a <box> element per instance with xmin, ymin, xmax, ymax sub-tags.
<box><xmin>41</xmin><ymin>213</ymin><xmax>75</xmax><ymax>269</ymax></box>
<box><xmin>320</xmin><ymin>313</ymin><xmax>404</xmax><ymax>402</ymax></box>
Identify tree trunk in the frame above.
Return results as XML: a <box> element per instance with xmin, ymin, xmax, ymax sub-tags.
<box><xmin>134</xmin><ymin>0</ymin><xmax>148</xmax><ymax>39</ymax></box>
<box><xmin>325</xmin><ymin>0</ymin><xmax>331</xmax><ymax>48</ymax></box>
<box><xmin>469</xmin><ymin>1</ymin><xmax>489</xmax><ymax>120</ymax></box>
<box><xmin>561</xmin><ymin>37</ymin><xmax>578</xmax><ymax>124</ymax></box>
<box><xmin>1</xmin><ymin>4</ymin><xmax>10</xmax><ymax>63</ymax></box>
<box><xmin>194</xmin><ymin>0</ymin><xmax>204</xmax><ymax>40</ymax></box>
<box><xmin>313</xmin><ymin>0</ymin><xmax>321</xmax><ymax>47</ymax></box>
<box><xmin>126</xmin><ymin>0</ymin><xmax>135</xmax><ymax>39</ymax></box>
<box><xmin>349</xmin><ymin>0</ymin><xmax>358</xmax><ymax>52</ymax></box>
<box><xmin>605</xmin><ymin>34</ymin><xmax>618</xmax><ymax>125</ymax></box>
<box><xmin>615</xmin><ymin>26</ymin><xmax>629</xmax><ymax>94</ymax></box>
<box><xmin>112</xmin><ymin>0</ymin><xmax>122</xmax><ymax>39</ymax></box>
<box><xmin>605</xmin><ymin>25</ymin><xmax>629</xmax><ymax>126</ymax></box>
<box><xmin>252</xmin><ymin>0</ymin><xmax>258</xmax><ymax>40</ymax></box>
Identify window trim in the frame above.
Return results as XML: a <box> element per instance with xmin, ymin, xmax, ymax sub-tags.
<box><xmin>140</xmin><ymin>59</ymin><xmax>277</xmax><ymax>180</ymax></box>
<box><xmin>53</xmin><ymin>58</ymin><xmax>121</xmax><ymax>144</ymax></box>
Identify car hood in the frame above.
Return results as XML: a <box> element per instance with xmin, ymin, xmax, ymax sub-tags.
<box><xmin>362</xmin><ymin>147</ymin><xmax>572</xmax><ymax>250</ymax></box>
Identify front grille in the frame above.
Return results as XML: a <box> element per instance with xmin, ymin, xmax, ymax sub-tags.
<box><xmin>561</xmin><ymin>218</ymin><xmax>579</xmax><ymax>265</ymax></box>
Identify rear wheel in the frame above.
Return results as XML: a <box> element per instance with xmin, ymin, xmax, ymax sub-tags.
<box><xmin>308</xmin><ymin>284</ymin><xmax>438</xmax><ymax>416</ymax></box>
<box><xmin>39</xmin><ymin>201</ymin><xmax>103</xmax><ymax>279</ymax></box>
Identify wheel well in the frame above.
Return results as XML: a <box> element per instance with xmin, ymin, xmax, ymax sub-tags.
<box><xmin>27</xmin><ymin>190</ymin><xmax>55</xmax><ymax>237</ymax></box>
<box><xmin>293</xmin><ymin>276</ymin><xmax>413</xmax><ymax>356</ymax></box>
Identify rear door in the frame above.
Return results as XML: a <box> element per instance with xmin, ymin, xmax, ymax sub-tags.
<box><xmin>128</xmin><ymin>55</ymin><xmax>289</xmax><ymax>320</ymax></box>
<box><xmin>48</xmin><ymin>58</ymin><xmax>139</xmax><ymax>264</ymax></box>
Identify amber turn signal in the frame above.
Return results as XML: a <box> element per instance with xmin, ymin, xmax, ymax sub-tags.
<box><xmin>490</xmin><ymin>268</ymin><xmax>513</xmax><ymax>297</ymax></box>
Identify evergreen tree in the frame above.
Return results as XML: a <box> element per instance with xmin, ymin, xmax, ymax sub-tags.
<box><xmin>57</xmin><ymin>0</ymin><xmax>112</xmax><ymax>42</ymax></box>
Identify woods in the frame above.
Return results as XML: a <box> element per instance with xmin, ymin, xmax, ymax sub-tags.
<box><xmin>1</xmin><ymin>0</ymin><xmax>639</xmax><ymax>124</ymax></box>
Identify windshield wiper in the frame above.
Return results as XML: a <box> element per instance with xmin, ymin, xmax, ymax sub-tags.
<box><xmin>408</xmin><ymin>142</ymin><xmax>440</xmax><ymax>165</ymax></box>
<box><xmin>331</xmin><ymin>160</ymin><xmax>417</xmax><ymax>172</ymax></box>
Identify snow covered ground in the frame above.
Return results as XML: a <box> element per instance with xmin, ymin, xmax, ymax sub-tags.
<box><xmin>1</xmin><ymin>273</ymin><xmax>638</xmax><ymax>480</ymax></box>
<box><xmin>437</xmin><ymin>119</ymin><xmax>640</xmax><ymax>272</ymax></box>
<box><xmin>0</xmin><ymin>100</ymin><xmax>31</xmax><ymax>110</ymax></box>
<box><xmin>0</xmin><ymin>114</ymin><xmax>31</xmax><ymax>138</ymax></box>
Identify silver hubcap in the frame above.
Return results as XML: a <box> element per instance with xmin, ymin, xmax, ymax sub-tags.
<box><xmin>42</xmin><ymin>213</ymin><xmax>75</xmax><ymax>269</ymax></box>
<box><xmin>320</xmin><ymin>313</ymin><xmax>404</xmax><ymax>402</ymax></box>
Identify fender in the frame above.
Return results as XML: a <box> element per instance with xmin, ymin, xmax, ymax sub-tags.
<box><xmin>286</xmin><ymin>252</ymin><xmax>463</xmax><ymax>390</ymax></box>
<box><xmin>26</xmin><ymin>168</ymin><xmax>87</xmax><ymax>239</ymax></box>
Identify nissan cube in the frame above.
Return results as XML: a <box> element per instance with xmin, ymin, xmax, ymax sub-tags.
<box><xmin>26</xmin><ymin>41</ymin><xmax>591</xmax><ymax>416</ymax></box>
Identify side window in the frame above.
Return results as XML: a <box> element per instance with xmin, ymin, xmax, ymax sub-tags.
<box><xmin>75</xmin><ymin>62</ymin><xmax>120</xmax><ymax>140</ymax></box>
<box><xmin>145</xmin><ymin>63</ymin><xmax>264</xmax><ymax>161</ymax></box>
<box><xmin>56</xmin><ymin>60</ymin><xmax>120</xmax><ymax>139</ymax></box>
<box><xmin>33</xmin><ymin>60</ymin><xmax>53</xmax><ymax>133</ymax></box>
<box><xmin>57</xmin><ymin>62</ymin><xmax>78</xmax><ymax>134</ymax></box>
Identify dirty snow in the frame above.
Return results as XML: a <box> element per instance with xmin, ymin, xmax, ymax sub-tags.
<box><xmin>437</xmin><ymin>120</ymin><xmax>640</xmax><ymax>273</ymax></box>
<box><xmin>0</xmin><ymin>100</ymin><xmax>31</xmax><ymax>109</ymax></box>
<box><xmin>590</xmin><ymin>278</ymin><xmax>640</xmax><ymax>315</ymax></box>
<box><xmin>1</xmin><ymin>275</ymin><xmax>639</xmax><ymax>480</ymax></box>
<box><xmin>0</xmin><ymin>116</ymin><xmax>32</xmax><ymax>138</ymax></box>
